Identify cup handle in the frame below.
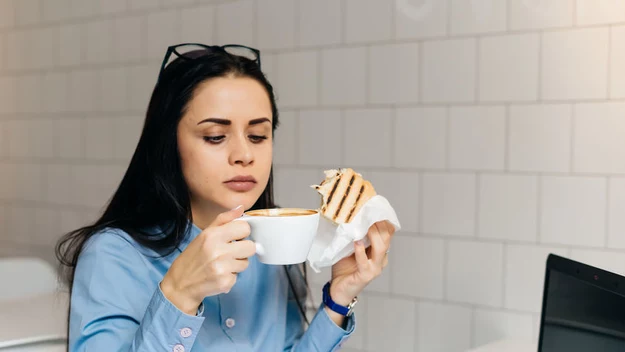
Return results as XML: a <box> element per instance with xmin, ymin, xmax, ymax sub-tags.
<box><xmin>232</xmin><ymin>217</ymin><xmax>264</xmax><ymax>256</ymax></box>
<box><xmin>255</xmin><ymin>242</ymin><xmax>265</xmax><ymax>256</ymax></box>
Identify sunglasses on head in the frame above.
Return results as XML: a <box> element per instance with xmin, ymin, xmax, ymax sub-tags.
<box><xmin>157</xmin><ymin>43</ymin><xmax>261</xmax><ymax>82</ymax></box>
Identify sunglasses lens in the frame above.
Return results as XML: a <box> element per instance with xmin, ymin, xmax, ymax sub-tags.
<box><xmin>223</xmin><ymin>46</ymin><xmax>258</xmax><ymax>62</ymax></box>
<box><xmin>165</xmin><ymin>44</ymin><xmax>210</xmax><ymax>67</ymax></box>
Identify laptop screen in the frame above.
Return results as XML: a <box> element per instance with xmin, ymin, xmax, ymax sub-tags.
<box><xmin>538</xmin><ymin>255</ymin><xmax>625</xmax><ymax>351</ymax></box>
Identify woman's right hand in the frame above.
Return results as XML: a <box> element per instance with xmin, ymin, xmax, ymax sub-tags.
<box><xmin>160</xmin><ymin>206</ymin><xmax>255</xmax><ymax>315</ymax></box>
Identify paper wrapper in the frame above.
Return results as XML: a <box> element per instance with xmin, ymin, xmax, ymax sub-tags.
<box><xmin>306</xmin><ymin>195</ymin><xmax>401</xmax><ymax>273</ymax></box>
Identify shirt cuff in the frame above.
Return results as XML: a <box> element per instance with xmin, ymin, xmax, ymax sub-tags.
<box><xmin>140</xmin><ymin>284</ymin><xmax>205</xmax><ymax>351</ymax></box>
<box><xmin>307</xmin><ymin>303</ymin><xmax>356</xmax><ymax>351</ymax></box>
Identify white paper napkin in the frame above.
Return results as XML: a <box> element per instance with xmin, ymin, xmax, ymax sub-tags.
<box><xmin>306</xmin><ymin>195</ymin><xmax>401</xmax><ymax>273</ymax></box>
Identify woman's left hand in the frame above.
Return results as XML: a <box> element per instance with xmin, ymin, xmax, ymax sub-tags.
<box><xmin>329</xmin><ymin>220</ymin><xmax>395</xmax><ymax>307</ymax></box>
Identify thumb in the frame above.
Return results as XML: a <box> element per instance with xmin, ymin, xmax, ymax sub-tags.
<box><xmin>210</xmin><ymin>205</ymin><xmax>245</xmax><ymax>227</ymax></box>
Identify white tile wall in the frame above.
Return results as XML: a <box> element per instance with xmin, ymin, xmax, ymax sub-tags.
<box><xmin>368</xmin><ymin>43</ymin><xmax>419</xmax><ymax>104</ymax></box>
<box><xmin>56</xmin><ymin>119</ymin><xmax>83</xmax><ymax>159</ymax></box>
<box><xmin>508</xmin><ymin>104</ymin><xmax>572</xmax><ymax>173</ymax></box>
<box><xmin>473</xmin><ymin>309</ymin><xmax>534</xmax><ymax>347</ymax></box>
<box><xmin>42</xmin><ymin>0</ymin><xmax>71</xmax><ymax>22</ymax></box>
<box><xmin>0</xmin><ymin>77</ymin><xmax>16</xmax><ymax>114</ymax></box>
<box><xmin>42</xmin><ymin>72</ymin><xmax>69</xmax><ymax>113</ymax></box>
<box><xmin>509</xmin><ymin>0</ymin><xmax>574</xmax><ymax>30</ymax></box>
<box><xmin>113</xmin><ymin>116</ymin><xmax>144</xmax><ymax>161</ymax></box>
<box><xmin>86</xmin><ymin>20</ymin><xmax>114</xmax><ymax>64</ymax></box>
<box><xmin>71</xmin><ymin>0</ymin><xmax>97</xmax><ymax>18</ymax></box>
<box><xmin>366</xmin><ymin>171</ymin><xmax>419</xmax><ymax>233</ymax></box>
<box><xmin>180</xmin><ymin>6</ymin><xmax>215</xmax><ymax>45</ymax></box>
<box><xmin>574</xmin><ymin>103</ymin><xmax>625</xmax><ymax>174</ymax></box>
<box><xmin>3</xmin><ymin>1</ymin><xmax>625</xmax><ymax>351</ymax></box>
<box><xmin>395</xmin><ymin>0</ymin><xmax>448</xmax><ymax>39</ymax></box>
<box><xmin>68</xmin><ymin>70</ymin><xmax>99</xmax><ymax>112</ymax></box>
<box><xmin>0</xmin><ymin>0</ymin><xmax>15</xmax><ymax>29</ymax></box>
<box><xmin>274</xmin><ymin>51</ymin><xmax>318</xmax><ymax>107</ymax></box>
<box><xmin>320</xmin><ymin>47</ymin><xmax>366</xmax><ymax>106</ymax></box>
<box><xmin>394</xmin><ymin>107</ymin><xmax>446</xmax><ymax>169</ymax></box>
<box><xmin>479</xmin><ymin>34</ymin><xmax>539</xmax><ymax>102</ymax></box>
<box><xmin>343</xmin><ymin>109</ymin><xmax>392</xmax><ymax>168</ymax></box>
<box><xmin>100</xmin><ymin>68</ymin><xmax>129</xmax><ymax>112</ymax></box>
<box><xmin>478</xmin><ymin>174</ymin><xmax>538</xmax><ymax>242</ymax></box>
<box><xmin>298</xmin><ymin>109</ymin><xmax>342</xmax><ymax>166</ymax></box>
<box><xmin>365</xmin><ymin>296</ymin><xmax>416</xmax><ymax>352</ymax></box>
<box><xmin>422</xmin><ymin>173</ymin><xmax>476</xmax><ymax>237</ymax></box>
<box><xmin>113</xmin><ymin>16</ymin><xmax>144</xmax><ymax>63</ymax></box>
<box><xmin>450</xmin><ymin>0</ymin><xmax>506</xmax><ymax>35</ymax></box>
<box><xmin>391</xmin><ymin>236</ymin><xmax>445</xmax><ymax>299</ymax></box>
<box><xmin>540</xmin><ymin>176</ymin><xmax>606</xmax><ymax>247</ymax></box>
<box><xmin>216</xmin><ymin>0</ymin><xmax>255</xmax><ymax>46</ymax></box>
<box><xmin>59</xmin><ymin>24</ymin><xmax>83</xmax><ymax>67</ymax></box>
<box><xmin>505</xmin><ymin>245</ymin><xmax>568</xmax><ymax>313</ymax></box>
<box><xmin>345</xmin><ymin>0</ymin><xmax>393</xmax><ymax>44</ymax></box>
<box><xmin>449</xmin><ymin>106</ymin><xmax>505</xmax><ymax>171</ymax></box>
<box><xmin>16</xmin><ymin>74</ymin><xmax>42</xmax><ymax>113</ymax></box>
<box><xmin>273</xmin><ymin>110</ymin><xmax>297</xmax><ymax>165</ymax></box>
<box><xmin>298</xmin><ymin>0</ymin><xmax>341</xmax><ymax>47</ymax></box>
<box><xmin>84</xmin><ymin>118</ymin><xmax>115</xmax><ymax>160</ymax></box>
<box><xmin>611</xmin><ymin>26</ymin><xmax>625</xmax><ymax>98</ymax></box>
<box><xmin>257</xmin><ymin>0</ymin><xmax>295</xmax><ymax>50</ymax></box>
<box><xmin>609</xmin><ymin>178</ymin><xmax>625</xmax><ymax>249</ymax></box>
<box><xmin>422</xmin><ymin>38</ymin><xmax>476</xmax><ymax>103</ymax></box>
<box><xmin>416</xmin><ymin>301</ymin><xmax>472</xmax><ymax>352</ymax></box>
<box><xmin>146</xmin><ymin>10</ymin><xmax>179</xmax><ymax>60</ymax></box>
<box><xmin>541</xmin><ymin>28</ymin><xmax>609</xmax><ymax>100</ymax></box>
<box><xmin>446</xmin><ymin>240</ymin><xmax>504</xmax><ymax>307</ymax></box>
<box><xmin>576</xmin><ymin>0</ymin><xmax>625</xmax><ymax>25</ymax></box>
<box><xmin>14</xmin><ymin>0</ymin><xmax>40</xmax><ymax>26</ymax></box>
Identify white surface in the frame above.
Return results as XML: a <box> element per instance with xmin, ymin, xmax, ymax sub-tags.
<box><xmin>0</xmin><ymin>291</ymin><xmax>68</xmax><ymax>349</ymax></box>
<box><xmin>0</xmin><ymin>258</ymin><xmax>58</xmax><ymax>301</ymax></box>
<box><xmin>466</xmin><ymin>338</ymin><xmax>537</xmax><ymax>352</ymax></box>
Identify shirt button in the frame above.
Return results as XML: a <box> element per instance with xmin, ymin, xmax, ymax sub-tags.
<box><xmin>180</xmin><ymin>327</ymin><xmax>192</xmax><ymax>338</ymax></box>
<box><xmin>173</xmin><ymin>344</ymin><xmax>185</xmax><ymax>352</ymax></box>
<box><xmin>225</xmin><ymin>318</ymin><xmax>236</xmax><ymax>328</ymax></box>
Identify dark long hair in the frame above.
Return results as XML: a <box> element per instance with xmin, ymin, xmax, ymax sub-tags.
<box><xmin>55</xmin><ymin>48</ymin><xmax>310</xmax><ymax>330</ymax></box>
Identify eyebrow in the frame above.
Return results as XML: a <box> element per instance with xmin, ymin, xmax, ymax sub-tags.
<box><xmin>197</xmin><ymin>117</ymin><xmax>271</xmax><ymax>126</ymax></box>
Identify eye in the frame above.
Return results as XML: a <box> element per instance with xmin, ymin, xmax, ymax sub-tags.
<box><xmin>203</xmin><ymin>136</ymin><xmax>225</xmax><ymax>144</ymax></box>
<box><xmin>249</xmin><ymin>135</ymin><xmax>268</xmax><ymax>143</ymax></box>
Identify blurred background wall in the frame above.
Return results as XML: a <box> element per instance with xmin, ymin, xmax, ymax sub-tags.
<box><xmin>1</xmin><ymin>0</ymin><xmax>625</xmax><ymax>351</ymax></box>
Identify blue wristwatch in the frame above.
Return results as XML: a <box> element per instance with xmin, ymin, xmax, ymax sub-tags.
<box><xmin>322</xmin><ymin>281</ymin><xmax>358</xmax><ymax>317</ymax></box>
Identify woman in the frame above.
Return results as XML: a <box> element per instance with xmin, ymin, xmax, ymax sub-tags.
<box><xmin>56</xmin><ymin>43</ymin><xmax>394</xmax><ymax>351</ymax></box>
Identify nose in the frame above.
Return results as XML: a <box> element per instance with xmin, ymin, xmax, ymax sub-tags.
<box><xmin>229</xmin><ymin>134</ymin><xmax>253</xmax><ymax>166</ymax></box>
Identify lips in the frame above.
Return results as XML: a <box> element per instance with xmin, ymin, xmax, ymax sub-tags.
<box><xmin>224</xmin><ymin>175</ymin><xmax>257</xmax><ymax>192</ymax></box>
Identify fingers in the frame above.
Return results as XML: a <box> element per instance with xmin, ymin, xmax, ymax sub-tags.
<box><xmin>368</xmin><ymin>222</ymin><xmax>387</xmax><ymax>265</ymax></box>
<box><xmin>354</xmin><ymin>240</ymin><xmax>369</xmax><ymax>273</ymax></box>
<box><xmin>228</xmin><ymin>239</ymin><xmax>257</xmax><ymax>259</ymax></box>
<box><xmin>227</xmin><ymin>258</ymin><xmax>250</xmax><ymax>273</ymax></box>
<box><xmin>210</xmin><ymin>205</ymin><xmax>245</xmax><ymax>227</ymax></box>
<box><xmin>220</xmin><ymin>221</ymin><xmax>252</xmax><ymax>242</ymax></box>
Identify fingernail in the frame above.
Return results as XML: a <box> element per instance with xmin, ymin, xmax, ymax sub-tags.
<box><xmin>355</xmin><ymin>240</ymin><xmax>363</xmax><ymax>246</ymax></box>
<box><xmin>231</xmin><ymin>205</ymin><xmax>243</xmax><ymax>211</ymax></box>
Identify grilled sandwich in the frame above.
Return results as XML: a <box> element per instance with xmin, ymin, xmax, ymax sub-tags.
<box><xmin>311</xmin><ymin>168</ymin><xmax>376</xmax><ymax>224</ymax></box>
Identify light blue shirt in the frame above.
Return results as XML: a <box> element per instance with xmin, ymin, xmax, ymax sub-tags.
<box><xmin>69</xmin><ymin>223</ymin><xmax>355</xmax><ymax>351</ymax></box>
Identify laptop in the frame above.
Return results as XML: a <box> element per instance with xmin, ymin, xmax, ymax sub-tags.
<box><xmin>537</xmin><ymin>254</ymin><xmax>625</xmax><ymax>351</ymax></box>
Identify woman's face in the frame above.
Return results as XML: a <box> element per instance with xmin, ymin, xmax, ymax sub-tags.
<box><xmin>177</xmin><ymin>75</ymin><xmax>273</xmax><ymax>217</ymax></box>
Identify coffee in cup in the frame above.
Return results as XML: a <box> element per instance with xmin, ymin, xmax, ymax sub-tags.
<box><xmin>234</xmin><ymin>208</ymin><xmax>319</xmax><ymax>265</ymax></box>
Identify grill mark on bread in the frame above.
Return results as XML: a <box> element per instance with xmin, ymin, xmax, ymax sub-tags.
<box><xmin>334</xmin><ymin>174</ymin><xmax>355</xmax><ymax>220</ymax></box>
<box><xmin>346</xmin><ymin>185</ymin><xmax>365</xmax><ymax>223</ymax></box>
<box><xmin>326</xmin><ymin>175</ymin><xmax>341</xmax><ymax>206</ymax></box>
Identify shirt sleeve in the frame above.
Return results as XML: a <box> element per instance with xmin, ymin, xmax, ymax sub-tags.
<box><xmin>69</xmin><ymin>231</ymin><xmax>205</xmax><ymax>352</ymax></box>
<box><xmin>284</xmin><ymin>301</ymin><xmax>356</xmax><ymax>352</ymax></box>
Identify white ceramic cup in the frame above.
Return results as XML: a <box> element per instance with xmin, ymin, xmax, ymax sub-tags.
<box><xmin>234</xmin><ymin>208</ymin><xmax>320</xmax><ymax>265</ymax></box>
